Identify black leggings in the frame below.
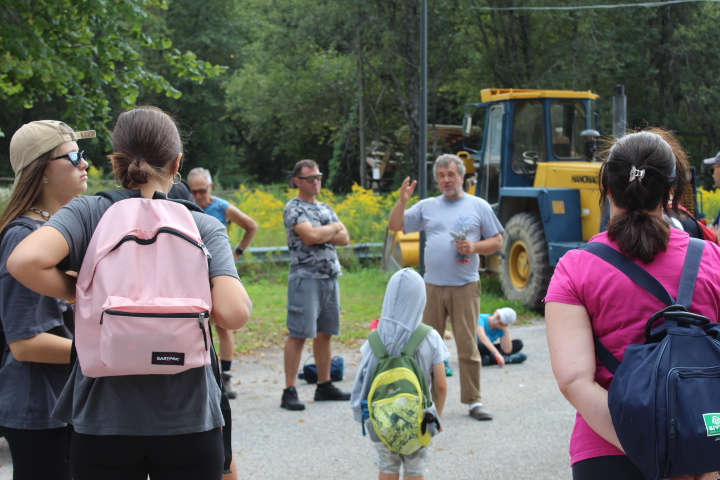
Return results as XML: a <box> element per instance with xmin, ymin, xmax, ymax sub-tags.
<box><xmin>1</xmin><ymin>426</ymin><xmax>70</xmax><ymax>480</ymax></box>
<box><xmin>69</xmin><ymin>428</ymin><xmax>224</xmax><ymax>480</ymax></box>
<box><xmin>572</xmin><ymin>455</ymin><xmax>645</xmax><ymax>480</ymax></box>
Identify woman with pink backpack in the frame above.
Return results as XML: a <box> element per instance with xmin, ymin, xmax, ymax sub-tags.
<box><xmin>7</xmin><ymin>106</ymin><xmax>252</xmax><ymax>479</ymax></box>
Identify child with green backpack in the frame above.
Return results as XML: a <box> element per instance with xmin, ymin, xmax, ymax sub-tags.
<box><xmin>351</xmin><ymin>268</ymin><xmax>449</xmax><ymax>480</ymax></box>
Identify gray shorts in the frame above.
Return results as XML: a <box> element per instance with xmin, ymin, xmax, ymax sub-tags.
<box><xmin>286</xmin><ymin>277</ymin><xmax>340</xmax><ymax>338</ymax></box>
<box><xmin>373</xmin><ymin>441</ymin><xmax>430</xmax><ymax>476</ymax></box>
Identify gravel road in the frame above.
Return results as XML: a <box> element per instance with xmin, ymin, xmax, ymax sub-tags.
<box><xmin>0</xmin><ymin>322</ymin><xmax>575</xmax><ymax>479</ymax></box>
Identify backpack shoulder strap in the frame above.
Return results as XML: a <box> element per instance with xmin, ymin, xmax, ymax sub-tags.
<box><xmin>368</xmin><ymin>330</ymin><xmax>389</xmax><ymax>360</ymax></box>
<box><xmin>676</xmin><ymin>238</ymin><xmax>704</xmax><ymax>308</ymax></box>
<box><xmin>582</xmin><ymin>238</ymin><xmax>706</xmax><ymax>374</ymax></box>
<box><xmin>581</xmin><ymin>242</ymin><xmax>675</xmax><ymax>305</ymax></box>
<box><xmin>151</xmin><ymin>191</ymin><xmax>205</xmax><ymax>213</ymax></box>
<box><xmin>402</xmin><ymin>324</ymin><xmax>433</xmax><ymax>356</ymax></box>
<box><xmin>96</xmin><ymin>189</ymin><xmax>139</xmax><ymax>203</ymax></box>
<box><xmin>97</xmin><ymin>189</ymin><xmax>204</xmax><ymax>214</ymax></box>
<box><xmin>593</xmin><ymin>337</ymin><xmax>621</xmax><ymax>374</ymax></box>
<box><xmin>403</xmin><ymin>324</ymin><xmax>434</xmax><ymax>409</ymax></box>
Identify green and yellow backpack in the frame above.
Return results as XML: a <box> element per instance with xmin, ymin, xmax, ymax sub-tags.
<box><xmin>367</xmin><ymin>324</ymin><xmax>434</xmax><ymax>455</ymax></box>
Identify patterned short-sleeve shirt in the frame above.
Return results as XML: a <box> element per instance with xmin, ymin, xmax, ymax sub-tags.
<box><xmin>283</xmin><ymin>197</ymin><xmax>342</xmax><ymax>279</ymax></box>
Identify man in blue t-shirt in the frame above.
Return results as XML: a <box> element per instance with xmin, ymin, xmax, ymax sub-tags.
<box><xmin>187</xmin><ymin>168</ymin><xmax>258</xmax><ymax>399</ymax></box>
<box><xmin>476</xmin><ymin>307</ymin><xmax>526</xmax><ymax>367</ymax></box>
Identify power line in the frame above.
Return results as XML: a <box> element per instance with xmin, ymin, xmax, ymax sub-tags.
<box><xmin>471</xmin><ymin>0</ymin><xmax>720</xmax><ymax>11</ymax></box>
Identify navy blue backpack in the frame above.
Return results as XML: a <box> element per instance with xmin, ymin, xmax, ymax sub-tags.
<box><xmin>584</xmin><ymin>238</ymin><xmax>720</xmax><ymax>480</ymax></box>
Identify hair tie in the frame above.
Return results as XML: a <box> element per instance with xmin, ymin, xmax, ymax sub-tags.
<box><xmin>137</xmin><ymin>157</ymin><xmax>146</xmax><ymax>163</ymax></box>
<box><xmin>629</xmin><ymin>165</ymin><xmax>645</xmax><ymax>183</ymax></box>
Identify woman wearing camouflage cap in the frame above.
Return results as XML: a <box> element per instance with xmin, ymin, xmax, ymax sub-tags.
<box><xmin>0</xmin><ymin>120</ymin><xmax>94</xmax><ymax>480</ymax></box>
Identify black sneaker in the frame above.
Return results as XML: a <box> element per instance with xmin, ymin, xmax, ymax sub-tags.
<box><xmin>505</xmin><ymin>352</ymin><xmax>528</xmax><ymax>364</ymax></box>
<box><xmin>314</xmin><ymin>381</ymin><xmax>351</xmax><ymax>401</ymax></box>
<box><xmin>222</xmin><ymin>373</ymin><xmax>237</xmax><ymax>400</ymax></box>
<box><xmin>281</xmin><ymin>386</ymin><xmax>306</xmax><ymax>410</ymax></box>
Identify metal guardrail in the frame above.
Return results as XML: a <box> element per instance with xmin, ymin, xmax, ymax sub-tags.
<box><xmin>236</xmin><ymin>242</ymin><xmax>383</xmax><ymax>264</ymax></box>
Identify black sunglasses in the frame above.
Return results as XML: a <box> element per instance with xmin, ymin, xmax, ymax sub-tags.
<box><xmin>297</xmin><ymin>174</ymin><xmax>323</xmax><ymax>183</ymax></box>
<box><xmin>51</xmin><ymin>151</ymin><xmax>86</xmax><ymax>167</ymax></box>
<box><xmin>191</xmin><ymin>188</ymin><xmax>208</xmax><ymax>195</ymax></box>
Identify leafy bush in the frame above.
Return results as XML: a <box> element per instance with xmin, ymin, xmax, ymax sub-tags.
<box><xmin>699</xmin><ymin>187</ymin><xmax>720</xmax><ymax>222</ymax></box>
<box><xmin>226</xmin><ymin>182</ymin><xmax>415</xmax><ymax>249</ymax></box>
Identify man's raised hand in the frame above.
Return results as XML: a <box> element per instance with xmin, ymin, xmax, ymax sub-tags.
<box><xmin>400</xmin><ymin>176</ymin><xmax>418</xmax><ymax>203</ymax></box>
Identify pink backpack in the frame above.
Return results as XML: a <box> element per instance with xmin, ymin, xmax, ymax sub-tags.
<box><xmin>75</xmin><ymin>195</ymin><xmax>213</xmax><ymax>377</ymax></box>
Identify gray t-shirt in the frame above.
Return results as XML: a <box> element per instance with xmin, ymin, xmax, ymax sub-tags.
<box><xmin>47</xmin><ymin>193</ymin><xmax>240</xmax><ymax>436</ymax></box>
<box><xmin>404</xmin><ymin>193</ymin><xmax>504</xmax><ymax>286</ymax></box>
<box><xmin>0</xmin><ymin>218</ymin><xmax>73</xmax><ymax>429</ymax></box>
<box><xmin>283</xmin><ymin>197</ymin><xmax>342</xmax><ymax>279</ymax></box>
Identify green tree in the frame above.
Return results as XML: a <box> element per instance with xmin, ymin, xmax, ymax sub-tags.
<box><xmin>138</xmin><ymin>0</ymin><xmax>253</xmax><ymax>188</ymax></box>
<box><xmin>225</xmin><ymin>0</ymin><xmax>467</xmax><ymax>191</ymax></box>
<box><xmin>225</xmin><ymin>0</ymin><xmax>358</xmax><ymax>189</ymax></box>
<box><xmin>358</xmin><ymin>0</ymin><xmax>464</xmax><ymax>181</ymax></box>
<box><xmin>452</xmin><ymin>0</ymin><xmax>720</xmax><ymax>168</ymax></box>
<box><xmin>0</xmin><ymin>0</ymin><xmax>225</xmax><ymax>177</ymax></box>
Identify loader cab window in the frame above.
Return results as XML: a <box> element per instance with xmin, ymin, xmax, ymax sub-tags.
<box><xmin>462</xmin><ymin>105</ymin><xmax>485</xmax><ymax>153</ymax></box>
<box><xmin>550</xmin><ymin>100</ymin><xmax>586</xmax><ymax>159</ymax></box>
<box><xmin>477</xmin><ymin>105</ymin><xmax>503</xmax><ymax>205</ymax></box>
<box><xmin>512</xmin><ymin>100</ymin><xmax>545</xmax><ymax>178</ymax></box>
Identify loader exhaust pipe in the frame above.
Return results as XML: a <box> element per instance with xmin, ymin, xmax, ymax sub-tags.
<box><xmin>612</xmin><ymin>84</ymin><xmax>627</xmax><ymax>138</ymax></box>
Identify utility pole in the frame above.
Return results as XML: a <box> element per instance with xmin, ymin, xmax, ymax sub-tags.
<box><xmin>357</xmin><ymin>18</ymin><xmax>367</xmax><ymax>188</ymax></box>
<box><xmin>612</xmin><ymin>84</ymin><xmax>627</xmax><ymax>139</ymax></box>
<box><xmin>419</xmin><ymin>0</ymin><xmax>428</xmax><ymax>275</ymax></box>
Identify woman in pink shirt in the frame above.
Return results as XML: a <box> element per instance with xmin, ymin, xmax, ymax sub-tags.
<box><xmin>545</xmin><ymin>129</ymin><xmax>720</xmax><ymax>480</ymax></box>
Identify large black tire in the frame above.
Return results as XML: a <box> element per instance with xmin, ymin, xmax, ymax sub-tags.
<box><xmin>499</xmin><ymin>212</ymin><xmax>553</xmax><ymax>312</ymax></box>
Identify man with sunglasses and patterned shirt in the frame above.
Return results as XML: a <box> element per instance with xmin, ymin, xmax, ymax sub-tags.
<box><xmin>186</xmin><ymin>167</ymin><xmax>258</xmax><ymax>400</ymax></box>
<box><xmin>280</xmin><ymin>159</ymin><xmax>351</xmax><ymax>411</ymax></box>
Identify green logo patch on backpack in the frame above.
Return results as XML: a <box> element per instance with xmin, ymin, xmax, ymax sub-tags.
<box><xmin>367</xmin><ymin>324</ymin><xmax>433</xmax><ymax>455</ymax></box>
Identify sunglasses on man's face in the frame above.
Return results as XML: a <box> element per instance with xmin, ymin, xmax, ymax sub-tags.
<box><xmin>191</xmin><ymin>188</ymin><xmax>208</xmax><ymax>195</ymax></box>
<box><xmin>297</xmin><ymin>174</ymin><xmax>323</xmax><ymax>183</ymax></box>
<box><xmin>51</xmin><ymin>151</ymin><xmax>86</xmax><ymax>167</ymax></box>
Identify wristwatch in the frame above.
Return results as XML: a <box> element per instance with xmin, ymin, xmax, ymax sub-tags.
<box><xmin>234</xmin><ymin>246</ymin><xmax>244</xmax><ymax>256</ymax></box>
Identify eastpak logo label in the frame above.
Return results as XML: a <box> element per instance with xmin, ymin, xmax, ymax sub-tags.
<box><xmin>703</xmin><ymin>413</ymin><xmax>720</xmax><ymax>437</ymax></box>
<box><xmin>152</xmin><ymin>352</ymin><xmax>185</xmax><ymax>366</ymax></box>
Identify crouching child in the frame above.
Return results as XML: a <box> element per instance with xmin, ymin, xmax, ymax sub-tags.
<box><xmin>477</xmin><ymin>307</ymin><xmax>527</xmax><ymax>367</ymax></box>
<box><xmin>351</xmin><ymin>268</ymin><xmax>449</xmax><ymax>480</ymax></box>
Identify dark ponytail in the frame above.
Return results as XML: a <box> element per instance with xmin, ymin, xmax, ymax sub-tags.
<box><xmin>108</xmin><ymin>106</ymin><xmax>182</xmax><ymax>190</ymax></box>
<box><xmin>599</xmin><ymin>129</ymin><xmax>687</xmax><ymax>263</ymax></box>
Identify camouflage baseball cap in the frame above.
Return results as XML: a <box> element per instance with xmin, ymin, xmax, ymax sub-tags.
<box><xmin>9</xmin><ymin>120</ymin><xmax>95</xmax><ymax>190</ymax></box>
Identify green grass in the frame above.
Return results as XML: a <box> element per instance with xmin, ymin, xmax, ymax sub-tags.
<box><xmin>232</xmin><ymin>261</ymin><xmax>538</xmax><ymax>355</ymax></box>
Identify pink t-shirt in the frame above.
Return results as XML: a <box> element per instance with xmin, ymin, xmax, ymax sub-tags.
<box><xmin>545</xmin><ymin>229</ymin><xmax>720</xmax><ymax>465</ymax></box>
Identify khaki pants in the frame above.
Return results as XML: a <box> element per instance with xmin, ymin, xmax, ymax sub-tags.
<box><xmin>423</xmin><ymin>281</ymin><xmax>481</xmax><ymax>405</ymax></box>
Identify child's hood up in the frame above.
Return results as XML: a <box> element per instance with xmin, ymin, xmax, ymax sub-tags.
<box><xmin>376</xmin><ymin>267</ymin><xmax>426</xmax><ymax>356</ymax></box>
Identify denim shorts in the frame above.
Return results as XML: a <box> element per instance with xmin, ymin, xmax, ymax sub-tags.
<box><xmin>286</xmin><ymin>277</ymin><xmax>340</xmax><ymax>338</ymax></box>
<box><xmin>373</xmin><ymin>440</ymin><xmax>430</xmax><ymax>476</ymax></box>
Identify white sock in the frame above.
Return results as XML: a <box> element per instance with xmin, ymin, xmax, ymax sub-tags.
<box><xmin>468</xmin><ymin>402</ymin><xmax>483</xmax><ymax>411</ymax></box>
